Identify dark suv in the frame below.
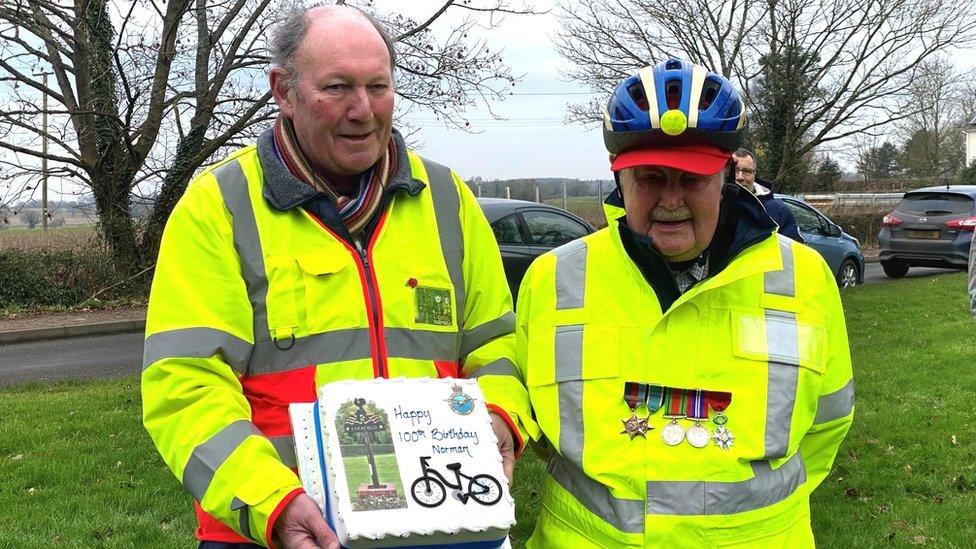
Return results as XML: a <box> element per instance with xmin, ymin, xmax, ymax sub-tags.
<box><xmin>877</xmin><ymin>186</ymin><xmax>976</xmax><ymax>278</ymax></box>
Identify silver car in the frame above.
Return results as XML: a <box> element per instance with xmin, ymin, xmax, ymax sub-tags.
<box><xmin>877</xmin><ymin>185</ymin><xmax>976</xmax><ymax>278</ymax></box>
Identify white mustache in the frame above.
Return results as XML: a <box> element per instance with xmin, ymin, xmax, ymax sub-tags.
<box><xmin>652</xmin><ymin>207</ymin><xmax>692</xmax><ymax>222</ymax></box>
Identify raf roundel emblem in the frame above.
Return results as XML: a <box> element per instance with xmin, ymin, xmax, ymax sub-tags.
<box><xmin>660</xmin><ymin>109</ymin><xmax>688</xmax><ymax>136</ymax></box>
<box><xmin>447</xmin><ymin>384</ymin><xmax>476</xmax><ymax>415</ymax></box>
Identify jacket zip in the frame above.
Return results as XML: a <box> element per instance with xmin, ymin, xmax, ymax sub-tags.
<box><xmin>354</xmin><ymin>237</ymin><xmax>387</xmax><ymax>378</ymax></box>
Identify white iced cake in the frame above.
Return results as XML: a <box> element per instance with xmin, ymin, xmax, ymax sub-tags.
<box><xmin>290</xmin><ymin>377</ymin><xmax>515</xmax><ymax>548</ymax></box>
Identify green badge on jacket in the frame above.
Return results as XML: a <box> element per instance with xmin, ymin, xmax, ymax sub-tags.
<box><xmin>415</xmin><ymin>286</ymin><xmax>453</xmax><ymax>326</ymax></box>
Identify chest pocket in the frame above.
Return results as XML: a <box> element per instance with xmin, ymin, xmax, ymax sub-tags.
<box><xmin>294</xmin><ymin>250</ymin><xmax>362</xmax><ymax>333</ymax></box>
<box><xmin>730</xmin><ymin>308</ymin><xmax>827</xmax><ymax>459</ymax></box>
<box><xmin>526</xmin><ymin>325</ymin><xmax>621</xmax><ymax>450</ymax></box>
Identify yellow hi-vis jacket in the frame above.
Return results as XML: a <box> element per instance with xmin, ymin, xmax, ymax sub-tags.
<box><xmin>142</xmin><ymin>132</ymin><xmax>532</xmax><ymax>546</ymax></box>
<box><xmin>515</xmin><ymin>226</ymin><xmax>854</xmax><ymax>548</ymax></box>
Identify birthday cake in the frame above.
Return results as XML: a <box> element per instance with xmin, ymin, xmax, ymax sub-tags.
<box><xmin>290</xmin><ymin>378</ymin><xmax>515</xmax><ymax>548</ymax></box>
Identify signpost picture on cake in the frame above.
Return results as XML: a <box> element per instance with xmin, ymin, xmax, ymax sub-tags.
<box><xmin>335</xmin><ymin>397</ymin><xmax>408</xmax><ymax>512</ymax></box>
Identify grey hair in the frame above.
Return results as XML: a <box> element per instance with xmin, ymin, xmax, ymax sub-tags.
<box><xmin>269</xmin><ymin>2</ymin><xmax>397</xmax><ymax>92</ymax></box>
<box><xmin>732</xmin><ymin>148</ymin><xmax>756</xmax><ymax>165</ymax></box>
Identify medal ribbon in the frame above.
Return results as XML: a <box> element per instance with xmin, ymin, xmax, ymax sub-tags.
<box><xmin>646</xmin><ymin>384</ymin><xmax>665</xmax><ymax>413</ymax></box>
<box><xmin>686</xmin><ymin>389</ymin><xmax>709</xmax><ymax>420</ymax></box>
<box><xmin>704</xmin><ymin>390</ymin><xmax>732</xmax><ymax>413</ymax></box>
<box><xmin>623</xmin><ymin>382</ymin><xmax>647</xmax><ymax>412</ymax></box>
<box><xmin>663</xmin><ymin>387</ymin><xmax>687</xmax><ymax>419</ymax></box>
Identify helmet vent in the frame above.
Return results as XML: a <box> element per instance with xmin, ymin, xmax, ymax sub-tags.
<box><xmin>700</xmin><ymin>79</ymin><xmax>721</xmax><ymax>110</ymax></box>
<box><xmin>665</xmin><ymin>59</ymin><xmax>682</xmax><ymax>70</ymax></box>
<box><xmin>665</xmin><ymin>81</ymin><xmax>681</xmax><ymax>110</ymax></box>
<box><xmin>626</xmin><ymin>82</ymin><xmax>650</xmax><ymax>111</ymax></box>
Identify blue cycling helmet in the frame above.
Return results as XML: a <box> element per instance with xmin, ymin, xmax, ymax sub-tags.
<box><xmin>604</xmin><ymin>59</ymin><xmax>746</xmax><ymax>173</ymax></box>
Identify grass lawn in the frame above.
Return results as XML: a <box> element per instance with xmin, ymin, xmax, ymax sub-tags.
<box><xmin>1</xmin><ymin>272</ymin><xmax>974</xmax><ymax>546</ymax></box>
<box><xmin>341</xmin><ymin>453</ymin><xmax>406</xmax><ymax>507</ymax></box>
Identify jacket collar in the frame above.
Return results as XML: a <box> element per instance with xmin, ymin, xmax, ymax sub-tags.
<box><xmin>257</xmin><ymin>127</ymin><xmax>425</xmax><ymax>212</ymax></box>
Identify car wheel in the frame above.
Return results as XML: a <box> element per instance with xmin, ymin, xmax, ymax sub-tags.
<box><xmin>836</xmin><ymin>259</ymin><xmax>859</xmax><ymax>288</ymax></box>
<box><xmin>881</xmin><ymin>259</ymin><xmax>909</xmax><ymax>278</ymax></box>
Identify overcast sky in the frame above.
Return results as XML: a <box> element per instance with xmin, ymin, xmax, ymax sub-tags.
<box><xmin>397</xmin><ymin>0</ymin><xmax>976</xmax><ymax>182</ymax></box>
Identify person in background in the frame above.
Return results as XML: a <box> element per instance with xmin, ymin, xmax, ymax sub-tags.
<box><xmin>141</xmin><ymin>5</ymin><xmax>530</xmax><ymax>548</ymax></box>
<box><xmin>969</xmin><ymin>238</ymin><xmax>976</xmax><ymax>319</ymax></box>
<box><xmin>511</xmin><ymin>59</ymin><xmax>854</xmax><ymax>547</ymax></box>
<box><xmin>732</xmin><ymin>148</ymin><xmax>804</xmax><ymax>242</ymax></box>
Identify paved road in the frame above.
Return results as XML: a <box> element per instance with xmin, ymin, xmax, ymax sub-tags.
<box><xmin>0</xmin><ymin>331</ymin><xmax>143</xmax><ymax>386</ymax></box>
<box><xmin>862</xmin><ymin>263</ymin><xmax>961</xmax><ymax>285</ymax></box>
<box><xmin>0</xmin><ymin>266</ymin><xmax>967</xmax><ymax>385</ymax></box>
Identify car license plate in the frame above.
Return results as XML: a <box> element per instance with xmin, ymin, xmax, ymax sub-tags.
<box><xmin>906</xmin><ymin>229</ymin><xmax>940</xmax><ymax>239</ymax></box>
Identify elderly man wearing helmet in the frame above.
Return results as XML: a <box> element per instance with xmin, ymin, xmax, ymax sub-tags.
<box><xmin>508</xmin><ymin>59</ymin><xmax>855</xmax><ymax>547</ymax></box>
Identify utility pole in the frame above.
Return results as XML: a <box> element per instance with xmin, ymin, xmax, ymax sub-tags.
<box><xmin>35</xmin><ymin>70</ymin><xmax>53</xmax><ymax>231</ymax></box>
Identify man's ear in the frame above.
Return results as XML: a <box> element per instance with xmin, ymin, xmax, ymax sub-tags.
<box><xmin>269</xmin><ymin>67</ymin><xmax>295</xmax><ymax>118</ymax></box>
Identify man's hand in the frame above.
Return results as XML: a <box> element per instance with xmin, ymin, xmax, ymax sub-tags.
<box><xmin>489</xmin><ymin>411</ymin><xmax>517</xmax><ymax>485</ymax></box>
<box><xmin>274</xmin><ymin>493</ymin><xmax>339</xmax><ymax>549</ymax></box>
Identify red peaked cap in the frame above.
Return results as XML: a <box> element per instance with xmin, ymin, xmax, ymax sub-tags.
<box><xmin>610</xmin><ymin>144</ymin><xmax>731</xmax><ymax>175</ymax></box>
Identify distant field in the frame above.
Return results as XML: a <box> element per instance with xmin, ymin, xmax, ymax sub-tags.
<box><xmin>0</xmin><ymin>225</ymin><xmax>100</xmax><ymax>252</ymax></box>
<box><xmin>542</xmin><ymin>196</ymin><xmax>609</xmax><ymax>228</ymax></box>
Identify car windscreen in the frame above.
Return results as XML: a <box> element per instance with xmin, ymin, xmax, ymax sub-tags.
<box><xmin>898</xmin><ymin>193</ymin><xmax>974</xmax><ymax>215</ymax></box>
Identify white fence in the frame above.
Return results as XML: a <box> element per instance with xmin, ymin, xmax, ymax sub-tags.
<box><xmin>799</xmin><ymin>192</ymin><xmax>903</xmax><ymax>206</ymax></box>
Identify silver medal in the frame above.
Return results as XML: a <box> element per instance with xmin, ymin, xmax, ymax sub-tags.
<box><xmin>686</xmin><ymin>422</ymin><xmax>710</xmax><ymax>448</ymax></box>
<box><xmin>661</xmin><ymin>420</ymin><xmax>685</xmax><ymax>446</ymax></box>
<box><xmin>712</xmin><ymin>425</ymin><xmax>735</xmax><ymax>450</ymax></box>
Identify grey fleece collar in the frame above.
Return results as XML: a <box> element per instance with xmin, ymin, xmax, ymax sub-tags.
<box><xmin>257</xmin><ymin>127</ymin><xmax>425</xmax><ymax>212</ymax></box>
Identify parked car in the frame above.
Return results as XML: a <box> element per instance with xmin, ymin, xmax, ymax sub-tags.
<box><xmin>776</xmin><ymin>195</ymin><xmax>866</xmax><ymax>288</ymax></box>
<box><xmin>877</xmin><ymin>186</ymin><xmax>976</xmax><ymax>278</ymax></box>
<box><xmin>478</xmin><ymin>198</ymin><xmax>597</xmax><ymax>299</ymax></box>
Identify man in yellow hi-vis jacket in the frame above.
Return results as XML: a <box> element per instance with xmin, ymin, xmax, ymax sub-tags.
<box><xmin>142</xmin><ymin>5</ymin><xmax>531</xmax><ymax>548</ymax></box>
<box><xmin>512</xmin><ymin>59</ymin><xmax>854</xmax><ymax>547</ymax></box>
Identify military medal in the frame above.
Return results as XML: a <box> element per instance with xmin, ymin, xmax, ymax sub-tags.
<box><xmin>685</xmin><ymin>389</ymin><xmax>711</xmax><ymax>448</ymax></box>
<box><xmin>620</xmin><ymin>382</ymin><xmax>650</xmax><ymax>439</ymax></box>
<box><xmin>645</xmin><ymin>384</ymin><xmax>665</xmax><ymax>420</ymax></box>
<box><xmin>706</xmin><ymin>391</ymin><xmax>734</xmax><ymax>450</ymax></box>
<box><xmin>661</xmin><ymin>388</ymin><xmax>687</xmax><ymax>446</ymax></box>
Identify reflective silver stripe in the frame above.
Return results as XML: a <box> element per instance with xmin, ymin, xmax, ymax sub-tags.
<box><xmin>248</xmin><ymin>328</ymin><xmax>372</xmax><ymax>375</ymax></box>
<box><xmin>554</xmin><ymin>240</ymin><xmax>587</xmax><ymax>310</ymax></box>
<box><xmin>143</xmin><ymin>328</ymin><xmax>253</xmax><ymax>373</ymax></box>
<box><xmin>183</xmin><ymin>420</ymin><xmax>261</xmax><ymax>502</ymax></box>
<box><xmin>244</xmin><ymin>328</ymin><xmax>458</xmax><ymax>375</ymax></box>
<box><xmin>385</xmin><ymin>328</ymin><xmax>457</xmax><ymax>361</ymax></box>
<box><xmin>214</xmin><ymin>160</ymin><xmax>270</xmax><ymax>345</ymax></box>
<box><xmin>763</xmin><ymin>238</ymin><xmax>799</xmax><ymax>459</ymax></box>
<box><xmin>814</xmin><ymin>379</ymin><xmax>855</xmax><ymax>424</ymax></box>
<box><xmin>466</xmin><ymin>358</ymin><xmax>520</xmax><ymax>381</ymax></box>
<box><xmin>270</xmin><ymin>435</ymin><xmax>297</xmax><ymax>468</ymax></box>
<box><xmin>764</xmin><ymin>311</ymin><xmax>799</xmax><ymax>459</ymax></box>
<box><xmin>459</xmin><ymin>312</ymin><xmax>515</xmax><ymax>358</ymax></box>
<box><xmin>422</xmin><ymin>157</ymin><xmax>465</xmax><ymax>352</ymax></box>
<box><xmin>555</xmin><ymin>325</ymin><xmax>584</xmax><ymax>464</ymax></box>
<box><xmin>646</xmin><ymin>452</ymin><xmax>806</xmax><ymax>515</ymax></box>
<box><xmin>764</xmin><ymin>235</ymin><xmax>795</xmax><ymax>297</ymax></box>
<box><xmin>548</xmin><ymin>453</ymin><xmax>644</xmax><ymax>534</ymax></box>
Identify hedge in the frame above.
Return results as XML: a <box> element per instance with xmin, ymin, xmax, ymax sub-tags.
<box><xmin>0</xmin><ymin>249</ymin><xmax>148</xmax><ymax>309</ymax></box>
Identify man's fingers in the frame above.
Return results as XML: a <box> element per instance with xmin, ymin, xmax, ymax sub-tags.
<box><xmin>502</xmin><ymin>455</ymin><xmax>515</xmax><ymax>485</ymax></box>
<box><xmin>489</xmin><ymin>411</ymin><xmax>517</xmax><ymax>485</ymax></box>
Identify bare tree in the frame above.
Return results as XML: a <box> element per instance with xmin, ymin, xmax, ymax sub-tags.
<box><xmin>22</xmin><ymin>209</ymin><xmax>40</xmax><ymax>229</ymax></box>
<box><xmin>897</xmin><ymin>57</ymin><xmax>972</xmax><ymax>182</ymax></box>
<box><xmin>555</xmin><ymin>0</ymin><xmax>976</xmax><ymax>186</ymax></box>
<box><xmin>0</xmin><ymin>0</ymin><xmax>537</xmax><ymax>270</ymax></box>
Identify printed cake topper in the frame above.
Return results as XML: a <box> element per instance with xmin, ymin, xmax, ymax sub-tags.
<box><xmin>410</xmin><ymin>456</ymin><xmax>502</xmax><ymax>508</ymax></box>
<box><xmin>447</xmin><ymin>384</ymin><xmax>476</xmax><ymax>415</ymax></box>
<box><xmin>336</xmin><ymin>398</ymin><xmax>407</xmax><ymax>511</ymax></box>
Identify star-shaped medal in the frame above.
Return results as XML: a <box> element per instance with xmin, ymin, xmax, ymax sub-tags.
<box><xmin>620</xmin><ymin>413</ymin><xmax>650</xmax><ymax>439</ymax></box>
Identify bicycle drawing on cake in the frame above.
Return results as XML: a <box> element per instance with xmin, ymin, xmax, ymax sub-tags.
<box><xmin>409</xmin><ymin>456</ymin><xmax>502</xmax><ymax>507</ymax></box>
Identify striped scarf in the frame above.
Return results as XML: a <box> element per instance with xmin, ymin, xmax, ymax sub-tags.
<box><xmin>272</xmin><ymin>115</ymin><xmax>395</xmax><ymax>238</ymax></box>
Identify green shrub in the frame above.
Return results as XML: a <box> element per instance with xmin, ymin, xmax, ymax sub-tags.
<box><xmin>818</xmin><ymin>204</ymin><xmax>890</xmax><ymax>248</ymax></box>
<box><xmin>0</xmin><ymin>249</ymin><xmax>148</xmax><ymax>309</ymax></box>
